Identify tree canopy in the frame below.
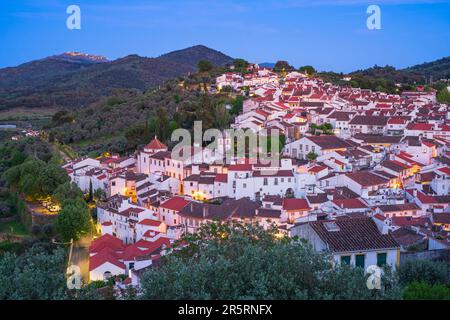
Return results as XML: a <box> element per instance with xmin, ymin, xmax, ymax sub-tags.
<box><xmin>397</xmin><ymin>259</ymin><xmax>448</xmax><ymax>286</ymax></box>
<box><xmin>233</xmin><ymin>59</ymin><xmax>249</xmax><ymax>72</ymax></box>
<box><xmin>3</xmin><ymin>159</ymin><xmax>69</xmax><ymax>200</ymax></box>
<box><xmin>274</xmin><ymin>61</ymin><xmax>294</xmax><ymax>73</ymax></box>
<box><xmin>306</xmin><ymin>152</ymin><xmax>318</xmax><ymax>161</ymax></box>
<box><xmin>198</xmin><ymin>60</ymin><xmax>214</xmax><ymax>72</ymax></box>
<box><xmin>403</xmin><ymin>281</ymin><xmax>450</xmax><ymax>300</ymax></box>
<box><xmin>52</xmin><ymin>181</ymin><xmax>84</xmax><ymax>206</ymax></box>
<box><xmin>299</xmin><ymin>65</ymin><xmax>316</xmax><ymax>75</ymax></box>
<box><xmin>139</xmin><ymin>222</ymin><xmax>400</xmax><ymax>300</ymax></box>
<box><xmin>0</xmin><ymin>243</ymin><xmax>68</xmax><ymax>300</ymax></box>
<box><xmin>55</xmin><ymin>198</ymin><xmax>92</xmax><ymax>241</ymax></box>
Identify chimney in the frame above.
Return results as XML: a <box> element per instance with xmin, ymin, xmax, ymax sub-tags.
<box><xmin>413</xmin><ymin>189</ymin><xmax>418</xmax><ymax>197</ymax></box>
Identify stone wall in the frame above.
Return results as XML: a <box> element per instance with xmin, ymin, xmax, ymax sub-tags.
<box><xmin>400</xmin><ymin>250</ymin><xmax>450</xmax><ymax>264</ymax></box>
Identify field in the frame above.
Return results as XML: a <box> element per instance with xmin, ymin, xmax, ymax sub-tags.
<box><xmin>0</xmin><ymin>220</ymin><xmax>30</xmax><ymax>236</ymax></box>
<box><xmin>0</xmin><ymin>107</ymin><xmax>58</xmax><ymax>121</ymax></box>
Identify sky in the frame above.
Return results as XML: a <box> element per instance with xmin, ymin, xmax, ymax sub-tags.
<box><xmin>0</xmin><ymin>0</ymin><xmax>449</xmax><ymax>72</ymax></box>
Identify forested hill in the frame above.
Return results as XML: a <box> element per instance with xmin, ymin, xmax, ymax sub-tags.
<box><xmin>0</xmin><ymin>45</ymin><xmax>234</xmax><ymax>111</ymax></box>
<box><xmin>316</xmin><ymin>56</ymin><xmax>450</xmax><ymax>94</ymax></box>
<box><xmin>349</xmin><ymin>56</ymin><xmax>450</xmax><ymax>85</ymax></box>
<box><xmin>406</xmin><ymin>56</ymin><xmax>450</xmax><ymax>81</ymax></box>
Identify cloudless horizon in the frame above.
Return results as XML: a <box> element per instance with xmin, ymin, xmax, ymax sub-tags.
<box><xmin>1</xmin><ymin>0</ymin><xmax>450</xmax><ymax>72</ymax></box>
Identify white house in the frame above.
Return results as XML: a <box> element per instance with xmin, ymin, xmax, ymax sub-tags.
<box><xmin>291</xmin><ymin>217</ymin><xmax>400</xmax><ymax>270</ymax></box>
<box><xmin>284</xmin><ymin>135</ymin><xmax>352</xmax><ymax>160</ymax></box>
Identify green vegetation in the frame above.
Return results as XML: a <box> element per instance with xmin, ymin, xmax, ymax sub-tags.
<box><xmin>197</xmin><ymin>60</ymin><xmax>214</xmax><ymax>72</ymax></box>
<box><xmin>432</xmin><ymin>82</ymin><xmax>450</xmax><ymax>104</ymax></box>
<box><xmin>233</xmin><ymin>59</ymin><xmax>249</xmax><ymax>73</ymax></box>
<box><xmin>46</xmin><ymin>76</ymin><xmax>244</xmax><ymax>155</ymax></box>
<box><xmin>0</xmin><ymin>242</ymin><xmax>102</xmax><ymax>300</ymax></box>
<box><xmin>310</xmin><ymin>123</ymin><xmax>333</xmax><ymax>135</ymax></box>
<box><xmin>0</xmin><ymin>241</ymin><xmax>26</xmax><ymax>256</ymax></box>
<box><xmin>261</xmin><ymin>133</ymin><xmax>286</xmax><ymax>155</ymax></box>
<box><xmin>0</xmin><ymin>243</ymin><xmax>68</xmax><ymax>299</ymax></box>
<box><xmin>318</xmin><ymin>66</ymin><xmax>422</xmax><ymax>94</ymax></box>
<box><xmin>307</xmin><ymin>152</ymin><xmax>318</xmax><ymax>161</ymax></box>
<box><xmin>403</xmin><ymin>282</ymin><xmax>450</xmax><ymax>300</ymax></box>
<box><xmin>397</xmin><ymin>260</ymin><xmax>450</xmax><ymax>300</ymax></box>
<box><xmin>3</xmin><ymin>159</ymin><xmax>69</xmax><ymax>201</ymax></box>
<box><xmin>273</xmin><ymin>60</ymin><xmax>294</xmax><ymax>73</ymax></box>
<box><xmin>298</xmin><ymin>65</ymin><xmax>316</xmax><ymax>76</ymax></box>
<box><xmin>0</xmin><ymin>137</ymin><xmax>91</xmax><ymax>242</ymax></box>
<box><xmin>0</xmin><ymin>220</ymin><xmax>30</xmax><ymax>236</ymax></box>
<box><xmin>397</xmin><ymin>259</ymin><xmax>448</xmax><ymax>286</ymax></box>
<box><xmin>52</xmin><ymin>182</ymin><xmax>84</xmax><ymax>207</ymax></box>
<box><xmin>405</xmin><ymin>56</ymin><xmax>450</xmax><ymax>81</ymax></box>
<box><xmin>55</xmin><ymin>198</ymin><xmax>92</xmax><ymax>242</ymax></box>
<box><xmin>139</xmin><ymin>222</ymin><xmax>401</xmax><ymax>300</ymax></box>
<box><xmin>230</xmin><ymin>95</ymin><xmax>245</xmax><ymax>115</ymax></box>
<box><xmin>0</xmin><ymin>45</ymin><xmax>234</xmax><ymax>111</ymax></box>
<box><xmin>0</xmin><ymin>138</ymin><xmax>56</xmax><ymax>227</ymax></box>
<box><xmin>0</xmin><ymin>221</ymin><xmax>446</xmax><ymax>300</ymax></box>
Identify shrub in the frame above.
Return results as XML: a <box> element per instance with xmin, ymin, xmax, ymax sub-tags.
<box><xmin>403</xmin><ymin>281</ymin><xmax>450</xmax><ymax>300</ymax></box>
<box><xmin>398</xmin><ymin>260</ymin><xmax>448</xmax><ymax>286</ymax></box>
<box><xmin>31</xmin><ymin>225</ymin><xmax>41</xmax><ymax>235</ymax></box>
<box><xmin>42</xmin><ymin>224</ymin><xmax>54</xmax><ymax>238</ymax></box>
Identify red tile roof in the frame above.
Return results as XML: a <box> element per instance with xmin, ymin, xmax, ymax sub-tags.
<box><xmin>309</xmin><ymin>217</ymin><xmax>399</xmax><ymax>252</ymax></box>
<box><xmin>422</xmin><ymin>141</ymin><xmax>435</xmax><ymax>148</ymax></box>
<box><xmin>138</xmin><ymin>219</ymin><xmax>161</xmax><ymax>227</ymax></box>
<box><xmin>134</xmin><ymin>237</ymin><xmax>171</xmax><ymax>253</ymax></box>
<box><xmin>145</xmin><ymin>137</ymin><xmax>167</xmax><ymax>150</ymax></box>
<box><xmin>406</xmin><ymin>189</ymin><xmax>437</xmax><ymax>204</ymax></box>
<box><xmin>438</xmin><ymin>167</ymin><xmax>450</xmax><ymax>176</ymax></box>
<box><xmin>228</xmin><ymin>164</ymin><xmax>253</xmax><ymax>171</ymax></box>
<box><xmin>407</xmin><ymin>123</ymin><xmax>433</xmax><ymax>131</ymax></box>
<box><xmin>122</xmin><ymin>244</ymin><xmax>145</xmax><ymax>261</ymax></box>
<box><xmin>214</xmin><ymin>174</ymin><xmax>228</xmax><ymax>183</ymax></box>
<box><xmin>388</xmin><ymin>118</ymin><xmax>406</xmax><ymax>124</ymax></box>
<box><xmin>373</xmin><ymin>214</ymin><xmax>387</xmax><ymax>221</ymax></box>
<box><xmin>160</xmin><ymin>196</ymin><xmax>191</xmax><ymax>211</ymax></box>
<box><xmin>308</xmin><ymin>165</ymin><xmax>327</xmax><ymax>173</ymax></box>
<box><xmin>392</xmin><ymin>216</ymin><xmax>429</xmax><ymax>227</ymax></box>
<box><xmin>90</xmin><ymin>234</ymin><xmax>124</xmax><ymax>254</ymax></box>
<box><xmin>345</xmin><ymin>172</ymin><xmax>389</xmax><ymax>187</ymax></box>
<box><xmin>89</xmin><ymin>247</ymin><xmax>126</xmax><ymax>271</ymax></box>
<box><xmin>333</xmin><ymin>198</ymin><xmax>368</xmax><ymax>209</ymax></box>
<box><xmin>282</xmin><ymin>198</ymin><xmax>310</xmax><ymax>211</ymax></box>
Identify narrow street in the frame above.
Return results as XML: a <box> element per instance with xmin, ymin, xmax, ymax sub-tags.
<box><xmin>69</xmin><ymin>236</ymin><xmax>92</xmax><ymax>283</ymax></box>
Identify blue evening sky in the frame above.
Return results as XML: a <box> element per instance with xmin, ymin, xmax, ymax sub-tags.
<box><xmin>0</xmin><ymin>0</ymin><xmax>449</xmax><ymax>72</ymax></box>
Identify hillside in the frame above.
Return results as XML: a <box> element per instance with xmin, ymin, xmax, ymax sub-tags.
<box><xmin>45</xmin><ymin>70</ymin><xmax>242</xmax><ymax>157</ymax></box>
<box><xmin>0</xmin><ymin>52</ymin><xmax>107</xmax><ymax>90</ymax></box>
<box><xmin>406</xmin><ymin>56</ymin><xmax>450</xmax><ymax>81</ymax></box>
<box><xmin>350</xmin><ymin>65</ymin><xmax>423</xmax><ymax>84</ymax></box>
<box><xmin>159</xmin><ymin>45</ymin><xmax>233</xmax><ymax>67</ymax></box>
<box><xmin>0</xmin><ymin>45</ymin><xmax>234</xmax><ymax>111</ymax></box>
<box><xmin>345</xmin><ymin>56</ymin><xmax>450</xmax><ymax>92</ymax></box>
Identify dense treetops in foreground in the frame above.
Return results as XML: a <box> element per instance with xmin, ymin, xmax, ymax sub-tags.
<box><xmin>0</xmin><ymin>222</ymin><xmax>448</xmax><ymax>300</ymax></box>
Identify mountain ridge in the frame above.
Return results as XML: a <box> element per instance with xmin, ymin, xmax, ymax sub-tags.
<box><xmin>0</xmin><ymin>45</ymin><xmax>234</xmax><ymax>110</ymax></box>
